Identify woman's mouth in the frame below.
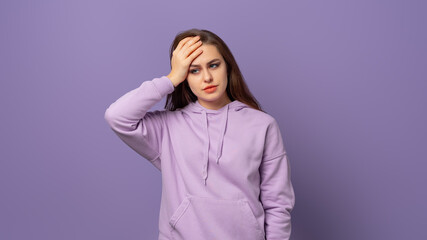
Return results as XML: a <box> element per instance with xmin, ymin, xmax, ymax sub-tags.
<box><xmin>203</xmin><ymin>85</ymin><xmax>217</xmax><ymax>93</ymax></box>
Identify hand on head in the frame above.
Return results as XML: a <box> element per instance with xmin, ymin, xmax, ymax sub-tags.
<box><xmin>167</xmin><ymin>36</ymin><xmax>203</xmax><ymax>87</ymax></box>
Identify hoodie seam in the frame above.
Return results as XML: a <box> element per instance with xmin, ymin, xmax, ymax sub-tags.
<box><xmin>151</xmin><ymin>81</ymin><xmax>163</xmax><ymax>99</ymax></box>
<box><xmin>149</xmin><ymin>151</ymin><xmax>161</xmax><ymax>163</ymax></box>
<box><xmin>263</xmin><ymin>152</ymin><xmax>287</xmax><ymax>162</ymax></box>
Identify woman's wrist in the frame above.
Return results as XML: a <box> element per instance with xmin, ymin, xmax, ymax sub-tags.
<box><xmin>166</xmin><ymin>73</ymin><xmax>179</xmax><ymax>87</ymax></box>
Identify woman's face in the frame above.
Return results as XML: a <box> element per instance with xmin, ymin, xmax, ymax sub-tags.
<box><xmin>186</xmin><ymin>44</ymin><xmax>230</xmax><ymax>106</ymax></box>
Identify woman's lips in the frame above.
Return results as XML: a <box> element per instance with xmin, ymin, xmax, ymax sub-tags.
<box><xmin>203</xmin><ymin>85</ymin><xmax>217</xmax><ymax>90</ymax></box>
<box><xmin>204</xmin><ymin>86</ymin><xmax>217</xmax><ymax>93</ymax></box>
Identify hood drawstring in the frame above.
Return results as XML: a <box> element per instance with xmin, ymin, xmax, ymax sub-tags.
<box><xmin>216</xmin><ymin>105</ymin><xmax>229</xmax><ymax>164</ymax></box>
<box><xmin>181</xmin><ymin>100</ymin><xmax>248</xmax><ymax>186</ymax></box>
<box><xmin>201</xmin><ymin>104</ymin><xmax>229</xmax><ymax>185</ymax></box>
<box><xmin>201</xmin><ymin>109</ymin><xmax>209</xmax><ymax>185</ymax></box>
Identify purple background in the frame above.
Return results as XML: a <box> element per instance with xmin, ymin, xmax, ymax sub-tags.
<box><xmin>1</xmin><ymin>0</ymin><xmax>426</xmax><ymax>239</ymax></box>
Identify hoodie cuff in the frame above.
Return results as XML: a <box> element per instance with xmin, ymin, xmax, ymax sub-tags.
<box><xmin>152</xmin><ymin>75</ymin><xmax>175</xmax><ymax>97</ymax></box>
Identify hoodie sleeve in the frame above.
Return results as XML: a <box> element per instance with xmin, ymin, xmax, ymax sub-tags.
<box><xmin>260</xmin><ymin>118</ymin><xmax>296</xmax><ymax>240</ymax></box>
<box><xmin>104</xmin><ymin>76</ymin><xmax>175</xmax><ymax>171</ymax></box>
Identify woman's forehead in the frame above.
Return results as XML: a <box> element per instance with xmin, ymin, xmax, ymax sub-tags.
<box><xmin>191</xmin><ymin>44</ymin><xmax>223</xmax><ymax>65</ymax></box>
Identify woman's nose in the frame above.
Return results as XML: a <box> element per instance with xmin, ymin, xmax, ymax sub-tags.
<box><xmin>203</xmin><ymin>69</ymin><xmax>213</xmax><ymax>82</ymax></box>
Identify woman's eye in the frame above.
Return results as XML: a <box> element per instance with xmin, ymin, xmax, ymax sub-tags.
<box><xmin>190</xmin><ymin>63</ymin><xmax>219</xmax><ymax>74</ymax></box>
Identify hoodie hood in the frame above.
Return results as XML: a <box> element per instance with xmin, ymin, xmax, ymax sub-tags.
<box><xmin>181</xmin><ymin>99</ymin><xmax>249</xmax><ymax>185</ymax></box>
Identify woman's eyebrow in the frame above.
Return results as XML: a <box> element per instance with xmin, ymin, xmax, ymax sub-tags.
<box><xmin>190</xmin><ymin>58</ymin><xmax>220</xmax><ymax>68</ymax></box>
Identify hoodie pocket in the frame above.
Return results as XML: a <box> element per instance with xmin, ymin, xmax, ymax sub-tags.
<box><xmin>169</xmin><ymin>195</ymin><xmax>265</xmax><ymax>240</ymax></box>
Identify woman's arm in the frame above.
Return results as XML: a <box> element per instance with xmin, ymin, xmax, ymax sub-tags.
<box><xmin>104</xmin><ymin>35</ymin><xmax>202</xmax><ymax>170</ymax></box>
<box><xmin>260</xmin><ymin>119</ymin><xmax>296</xmax><ymax>240</ymax></box>
<box><xmin>104</xmin><ymin>76</ymin><xmax>175</xmax><ymax>170</ymax></box>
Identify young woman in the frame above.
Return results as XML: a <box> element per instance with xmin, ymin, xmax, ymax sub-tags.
<box><xmin>104</xmin><ymin>28</ymin><xmax>295</xmax><ymax>240</ymax></box>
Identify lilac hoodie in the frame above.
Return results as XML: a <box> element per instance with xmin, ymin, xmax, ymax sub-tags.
<box><xmin>104</xmin><ymin>76</ymin><xmax>295</xmax><ymax>240</ymax></box>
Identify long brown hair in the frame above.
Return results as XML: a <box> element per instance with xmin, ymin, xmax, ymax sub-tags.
<box><xmin>164</xmin><ymin>28</ymin><xmax>264</xmax><ymax>113</ymax></box>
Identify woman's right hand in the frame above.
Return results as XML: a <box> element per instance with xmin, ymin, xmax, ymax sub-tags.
<box><xmin>167</xmin><ymin>36</ymin><xmax>203</xmax><ymax>87</ymax></box>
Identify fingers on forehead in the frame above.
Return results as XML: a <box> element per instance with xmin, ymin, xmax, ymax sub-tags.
<box><xmin>177</xmin><ymin>36</ymin><xmax>198</xmax><ymax>50</ymax></box>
